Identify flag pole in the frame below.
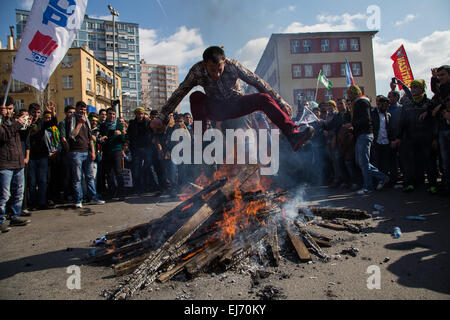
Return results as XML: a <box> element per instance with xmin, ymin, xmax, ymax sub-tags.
<box><xmin>2</xmin><ymin>75</ymin><xmax>13</xmax><ymax>107</ymax></box>
<box><xmin>314</xmin><ymin>70</ymin><xmax>321</xmax><ymax>102</ymax></box>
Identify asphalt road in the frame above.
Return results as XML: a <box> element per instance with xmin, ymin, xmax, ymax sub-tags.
<box><xmin>0</xmin><ymin>185</ymin><xmax>449</xmax><ymax>300</ymax></box>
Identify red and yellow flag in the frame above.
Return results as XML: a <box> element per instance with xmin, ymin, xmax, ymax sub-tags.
<box><xmin>391</xmin><ymin>45</ymin><xmax>414</xmax><ymax>89</ymax></box>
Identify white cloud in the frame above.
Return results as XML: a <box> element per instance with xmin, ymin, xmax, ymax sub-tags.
<box><xmin>284</xmin><ymin>13</ymin><xmax>367</xmax><ymax>33</ymax></box>
<box><xmin>394</xmin><ymin>14</ymin><xmax>417</xmax><ymax>27</ymax></box>
<box><xmin>235</xmin><ymin>37</ymin><xmax>269</xmax><ymax>72</ymax></box>
<box><xmin>139</xmin><ymin>26</ymin><xmax>204</xmax><ymax>67</ymax></box>
<box><xmin>20</xmin><ymin>0</ymin><xmax>33</xmax><ymax>10</ymax></box>
<box><xmin>373</xmin><ymin>30</ymin><xmax>450</xmax><ymax>96</ymax></box>
<box><xmin>276</xmin><ymin>5</ymin><xmax>296</xmax><ymax>14</ymax></box>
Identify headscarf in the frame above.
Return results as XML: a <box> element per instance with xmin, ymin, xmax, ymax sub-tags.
<box><xmin>134</xmin><ymin>107</ymin><xmax>145</xmax><ymax>115</ymax></box>
<box><xmin>347</xmin><ymin>85</ymin><xmax>362</xmax><ymax>97</ymax></box>
<box><xmin>411</xmin><ymin>79</ymin><xmax>426</xmax><ymax>103</ymax></box>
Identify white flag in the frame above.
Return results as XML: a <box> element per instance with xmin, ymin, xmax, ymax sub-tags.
<box><xmin>296</xmin><ymin>106</ymin><xmax>319</xmax><ymax>125</ymax></box>
<box><xmin>11</xmin><ymin>0</ymin><xmax>88</xmax><ymax>91</ymax></box>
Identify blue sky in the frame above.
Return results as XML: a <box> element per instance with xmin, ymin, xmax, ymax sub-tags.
<box><xmin>1</xmin><ymin>0</ymin><xmax>449</xmax><ymax>112</ymax></box>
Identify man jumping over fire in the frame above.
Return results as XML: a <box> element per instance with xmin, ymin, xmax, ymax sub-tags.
<box><xmin>150</xmin><ymin>46</ymin><xmax>314</xmax><ymax>151</ymax></box>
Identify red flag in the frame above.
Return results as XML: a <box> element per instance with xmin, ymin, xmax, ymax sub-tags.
<box><xmin>391</xmin><ymin>45</ymin><xmax>414</xmax><ymax>89</ymax></box>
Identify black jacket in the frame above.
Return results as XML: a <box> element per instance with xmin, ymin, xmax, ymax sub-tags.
<box><xmin>126</xmin><ymin>118</ymin><xmax>152</xmax><ymax>151</ymax></box>
<box><xmin>371</xmin><ymin>108</ymin><xmax>394</xmax><ymax>144</ymax></box>
<box><xmin>0</xmin><ymin>118</ymin><xmax>24</xmax><ymax>170</ymax></box>
<box><xmin>397</xmin><ymin>95</ymin><xmax>437</xmax><ymax>141</ymax></box>
<box><xmin>352</xmin><ymin>96</ymin><xmax>373</xmax><ymax>137</ymax></box>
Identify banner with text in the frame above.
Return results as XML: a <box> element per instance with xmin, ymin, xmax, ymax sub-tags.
<box><xmin>391</xmin><ymin>45</ymin><xmax>414</xmax><ymax>90</ymax></box>
<box><xmin>11</xmin><ymin>0</ymin><xmax>88</xmax><ymax>91</ymax></box>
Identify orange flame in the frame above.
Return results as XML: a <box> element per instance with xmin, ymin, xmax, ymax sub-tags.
<box><xmin>181</xmin><ymin>247</ymin><xmax>204</xmax><ymax>261</ymax></box>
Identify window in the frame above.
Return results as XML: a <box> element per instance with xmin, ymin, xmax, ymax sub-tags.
<box><xmin>89</xmin><ymin>42</ymin><xmax>96</xmax><ymax>50</ymax></box>
<box><xmin>322</xmin><ymin>64</ymin><xmax>332</xmax><ymax>77</ymax></box>
<box><xmin>87</xmin><ymin>78</ymin><xmax>92</xmax><ymax>91</ymax></box>
<box><xmin>302</xmin><ymin>40</ymin><xmax>312</xmax><ymax>53</ymax></box>
<box><xmin>304</xmin><ymin>65</ymin><xmax>313</xmax><ymax>77</ymax></box>
<box><xmin>87</xmin><ymin>99</ymin><xmax>92</xmax><ymax>105</ymax></box>
<box><xmin>292</xmin><ymin>65</ymin><xmax>302</xmax><ymax>78</ymax></box>
<box><xmin>62</xmin><ymin>76</ymin><xmax>73</xmax><ymax>89</ymax></box>
<box><xmin>306</xmin><ymin>90</ymin><xmax>315</xmax><ymax>102</ymax></box>
<box><xmin>350</xmin><ymin>39</ymin><xmax>359</xmax><ymax>51</ymax></box>
<box><xmin>64</xmin><ymin>97</ymin><xmax>74</xmax><ymax>107</ymax></box>
<box><xmin>325</xmin><ymin>89</ymin><xmax>333</xmax><ymax>101</ymax></box>
<box><xmin>96</xmin><ymin>83</ymin><xmax>100</xmax><ymax>94</ymax></box>
<box><xmin>352</xmin><ymin>63</ymin><xmax>362</xmax><ymax>76</ymax></box>
<box><xmin>291</xmin><ymin>40</ymin><xmax>300</xmax><ymax>53</ymax></box>
<box><xmin>342</xmin><ymin>89</ymin><xmax>349</xmax><ymax>100</ymax></box>
<box><xmin>340</xmin><ymin>64</ymin><xmax>346</xmax><ymax>76</ymax></box>
<box><xmin>339</xmin><ymin>39</ymin><xmax>347</xmax><ymax>51</ymax></box>
<box><xmin>14</xmin><ymin>99</ymin><xmax>24</xmax><ymax>110</ymax></box>
<box><xmin>62</xmin><ymin>54</ymin><xmax>72</xmax><ymax>68</ymax></box>
<box><xmin>321</xmin><ymin>39</ymin><xmax>330</xmax><ymax>52</ymax></box>
<box><xmin>86</xmin><ymin>58</ymin><xmax>91</xmax><ymax>72</ymax></box>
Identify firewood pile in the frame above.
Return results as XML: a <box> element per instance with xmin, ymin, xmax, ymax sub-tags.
<box><xmin>89</xmin><ymin>165</ymin><xmax>372</xmax><ymax>300</ymax></box>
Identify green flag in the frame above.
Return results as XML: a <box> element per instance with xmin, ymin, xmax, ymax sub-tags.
<box><xmin>318</xmin><ymin>70</ymin><xmax>333</xmax><ymax>89</ymax></box>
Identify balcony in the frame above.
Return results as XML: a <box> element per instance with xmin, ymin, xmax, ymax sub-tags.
<box><xmin>96</xmin><ymin>71</ymin><xmax>113</xmax><ymax>84</ymax></box>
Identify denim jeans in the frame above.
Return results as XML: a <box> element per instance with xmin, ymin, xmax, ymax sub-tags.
<box><xmin>0</xmin><ymin>168</ymin><xmax>25</xmax><ymax>224</ymax></box>
<box><xmin>131</xmin><ymin>147</ymin><xmax>155</xmax><ymax>192</ymax></box>
<box><xmin>439</xmin><ymin>129</ymin><xmax>450</xmax><ymax>190</ymax></box>
<box><xmin>354</xmin><ymin>134</ymin><xmax>387</xmax><ymax>190</ymax></box>
<box><xmin>28</xmin><ymin>157</ymin><xmax>48</xmax><ymax>207</ymax></box>
<box><xmin>69</xmin><ymin>152</ymin><xmax>98</xmax><ymax>202</ymax></box>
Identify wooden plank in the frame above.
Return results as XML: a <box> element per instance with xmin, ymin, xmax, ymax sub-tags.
<box><xmin>299</xmin><ymin>206</ymin><xmax>371</xmax><ymax>220</ymax></box>
<box><xmin>315</xmin><ymin>221</ymin><xmax>348</xmax><ymax>231</ymax></box>
<box><xmin>108</xmin><ymin>165</ymin><xmax>259</xmax><ymax>300</ymax></box>
<box><xmin>284</xmin><ymin>222</ymin><xmax>311</xmax><ymax>262</ymax></box>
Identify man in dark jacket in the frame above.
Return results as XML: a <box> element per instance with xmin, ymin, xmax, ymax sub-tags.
<box><xmin>99</xmin><ymin>107</ymin><xmax>126</xmax><ymax>199</ymax></box>
<box><xmin>127</xmin><ymin>107</ymin><xmax>157</xmax><ymax>194</ymax></box>
<box><xmin>371</xmin><ymin>96</ymin><xmax>395</xmax><ymax>184</ymax></box>
<box><xmin>27</xmin><ymin>103</ymin><xmax>58</xmax><ymax>210</ymax></box>
<box><xmin>392</xmin><ymin>79</ymin><xmax>438</xmax><ymax>193</ymax></box>
<box><xmin>0</xmin><ymin>96</ymin><xmax>30</xmax><ymax>232</ymax></box>
<box><xmin>348</xmin><ymin>86</ymin><xmax>389</xmax><ymax>195</ymax></box>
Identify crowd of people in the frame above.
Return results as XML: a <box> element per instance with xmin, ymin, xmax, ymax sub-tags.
<box><xmin>289</xmin><ymin>65</ymin><xmax>450</xmax><ymax>197</ymax></box>
<box><xmin>1</xmin><ymin>62</ymin><xmax>449</xmax><ymax>233</ymax></box>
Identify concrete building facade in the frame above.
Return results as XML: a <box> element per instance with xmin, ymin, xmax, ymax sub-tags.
<box><xmin>16</xmin><ymin>9</ymin><xmax>139</xmax><ymax>120</ymax></box>
<box><xmin>140</xmin><ymin>60</ymin><xmax>179</xmax><ymax>113</ymax></box>
<box><xmin>0</xmin><ymin>43</ymin><xmax>121</xmax><ymax>120</ymax></box>
<box><xmin>254</xmin><ymin>31</ymin><xmax>378</xmax><ymax>116</ymax></box>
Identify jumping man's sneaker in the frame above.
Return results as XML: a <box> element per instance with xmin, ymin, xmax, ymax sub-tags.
<box><xmin>75</xmin><ymin>201</ymin><xmax>83</xmax><ymax>208</ymax></box>
<box><xmin>288</xmin><ymin>125</ymin><xmax>314</xmax><ymax>151</ymax></box>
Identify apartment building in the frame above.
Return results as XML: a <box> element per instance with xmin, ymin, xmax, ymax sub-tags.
<box><xmin>140</xmin><ymin>60</ymin><xmax>179</xmax><ymax>113</ymax></box>
<box><xmin>0</xmin><ymin>43</ymin><xmax>121</xmax><ymax>120</ymax></box>
<box><xmin>254</xmin><ymin>31</ymin><xmax>378</xmax><ymax>116</ymax></box>
<box><xmin>16</xmin><ymin>9</ymin><xmax>139</xmax><ymax>119</ymax></box>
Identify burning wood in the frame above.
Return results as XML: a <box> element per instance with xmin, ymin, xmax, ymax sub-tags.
<box><xmin>91</xmin><ymin>164</ymin><xmax>374</xmax><ymax>300</ymax></box>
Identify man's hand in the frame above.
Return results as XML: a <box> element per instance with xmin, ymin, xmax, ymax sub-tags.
<box><xmin>418</xmin><ymin>111</ymin><xmax>427</xmax><ymax>122</ymax></box>
<box><xmin>150</xmin><ymin>118</ymin><xmax>164</xmax><ymax>133</ymax></box>
<box><xmin>391</xmin><ymin>139</ymin><xmax>401</xmax><ymax>149</ymax></box>
<box><xmin>78</xmin><ymin>114</ymin><xmax>87</xmax><ymax>124</ymax></box>
<box><xmin>15</xmin><ymin>114</ymin><xmax>28</xmax><ymax>126</ymax></box>
<box><xmin>390</xmin><ymin>78</ymin><xmax>397</xmax><ymax>91</ymax></box>
<box><xmin>90</xmin><ymin>153</ymin><xmax>96</xmax><ymax>162</ymax></box>
<box><xmin>432</xmin><ymin>104</ymin><xmax>442</xmax><ymax>117</ymax></box>
<box><xmin>24</xmin><ymin>156</ymin><xmax>29</xmax><ymax>165</ymax></box>
<box><xmin>114</xmin><ymin>130</ymin><xmax>122</xmax><ymax>136</ymax></box>
<box><xmin>45</xmin><ymin>101</ymin><xmax>57</xmax><ymax>116</ymax></box>
<box><xmin>443</xmin><ymin>110</ymin><xmax>450</xmax><ymax>121</ymax></box>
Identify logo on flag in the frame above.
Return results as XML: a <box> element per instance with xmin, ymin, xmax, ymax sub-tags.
<box><xmin>345</xmin><ymin>58</ymin><xmax>355</xmax><ymax>87</ymax></box>
<box><xmin>391</xmin><ymin>45</ymin><xmax>414</xmax><ymax>89</ymax></box>
<box><xmin>318</xmin><ymin>70</ymin><xmax>333</xmax><ymax>90</ymax></box>
<box><xmin>26</xmin><ymin>31</ymin><xmax>59</xmax><ymax>67</ymax></box>
<box><xmin>11</xmin><ymin>0</ymin><xmax>87</xmax><ymax>91</ymax></box>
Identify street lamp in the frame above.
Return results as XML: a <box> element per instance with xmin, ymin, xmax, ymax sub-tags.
<box><xmin>108</xmin><ymin>4</ymin><xmax>119</xmax><ymax>115</ymax></box>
